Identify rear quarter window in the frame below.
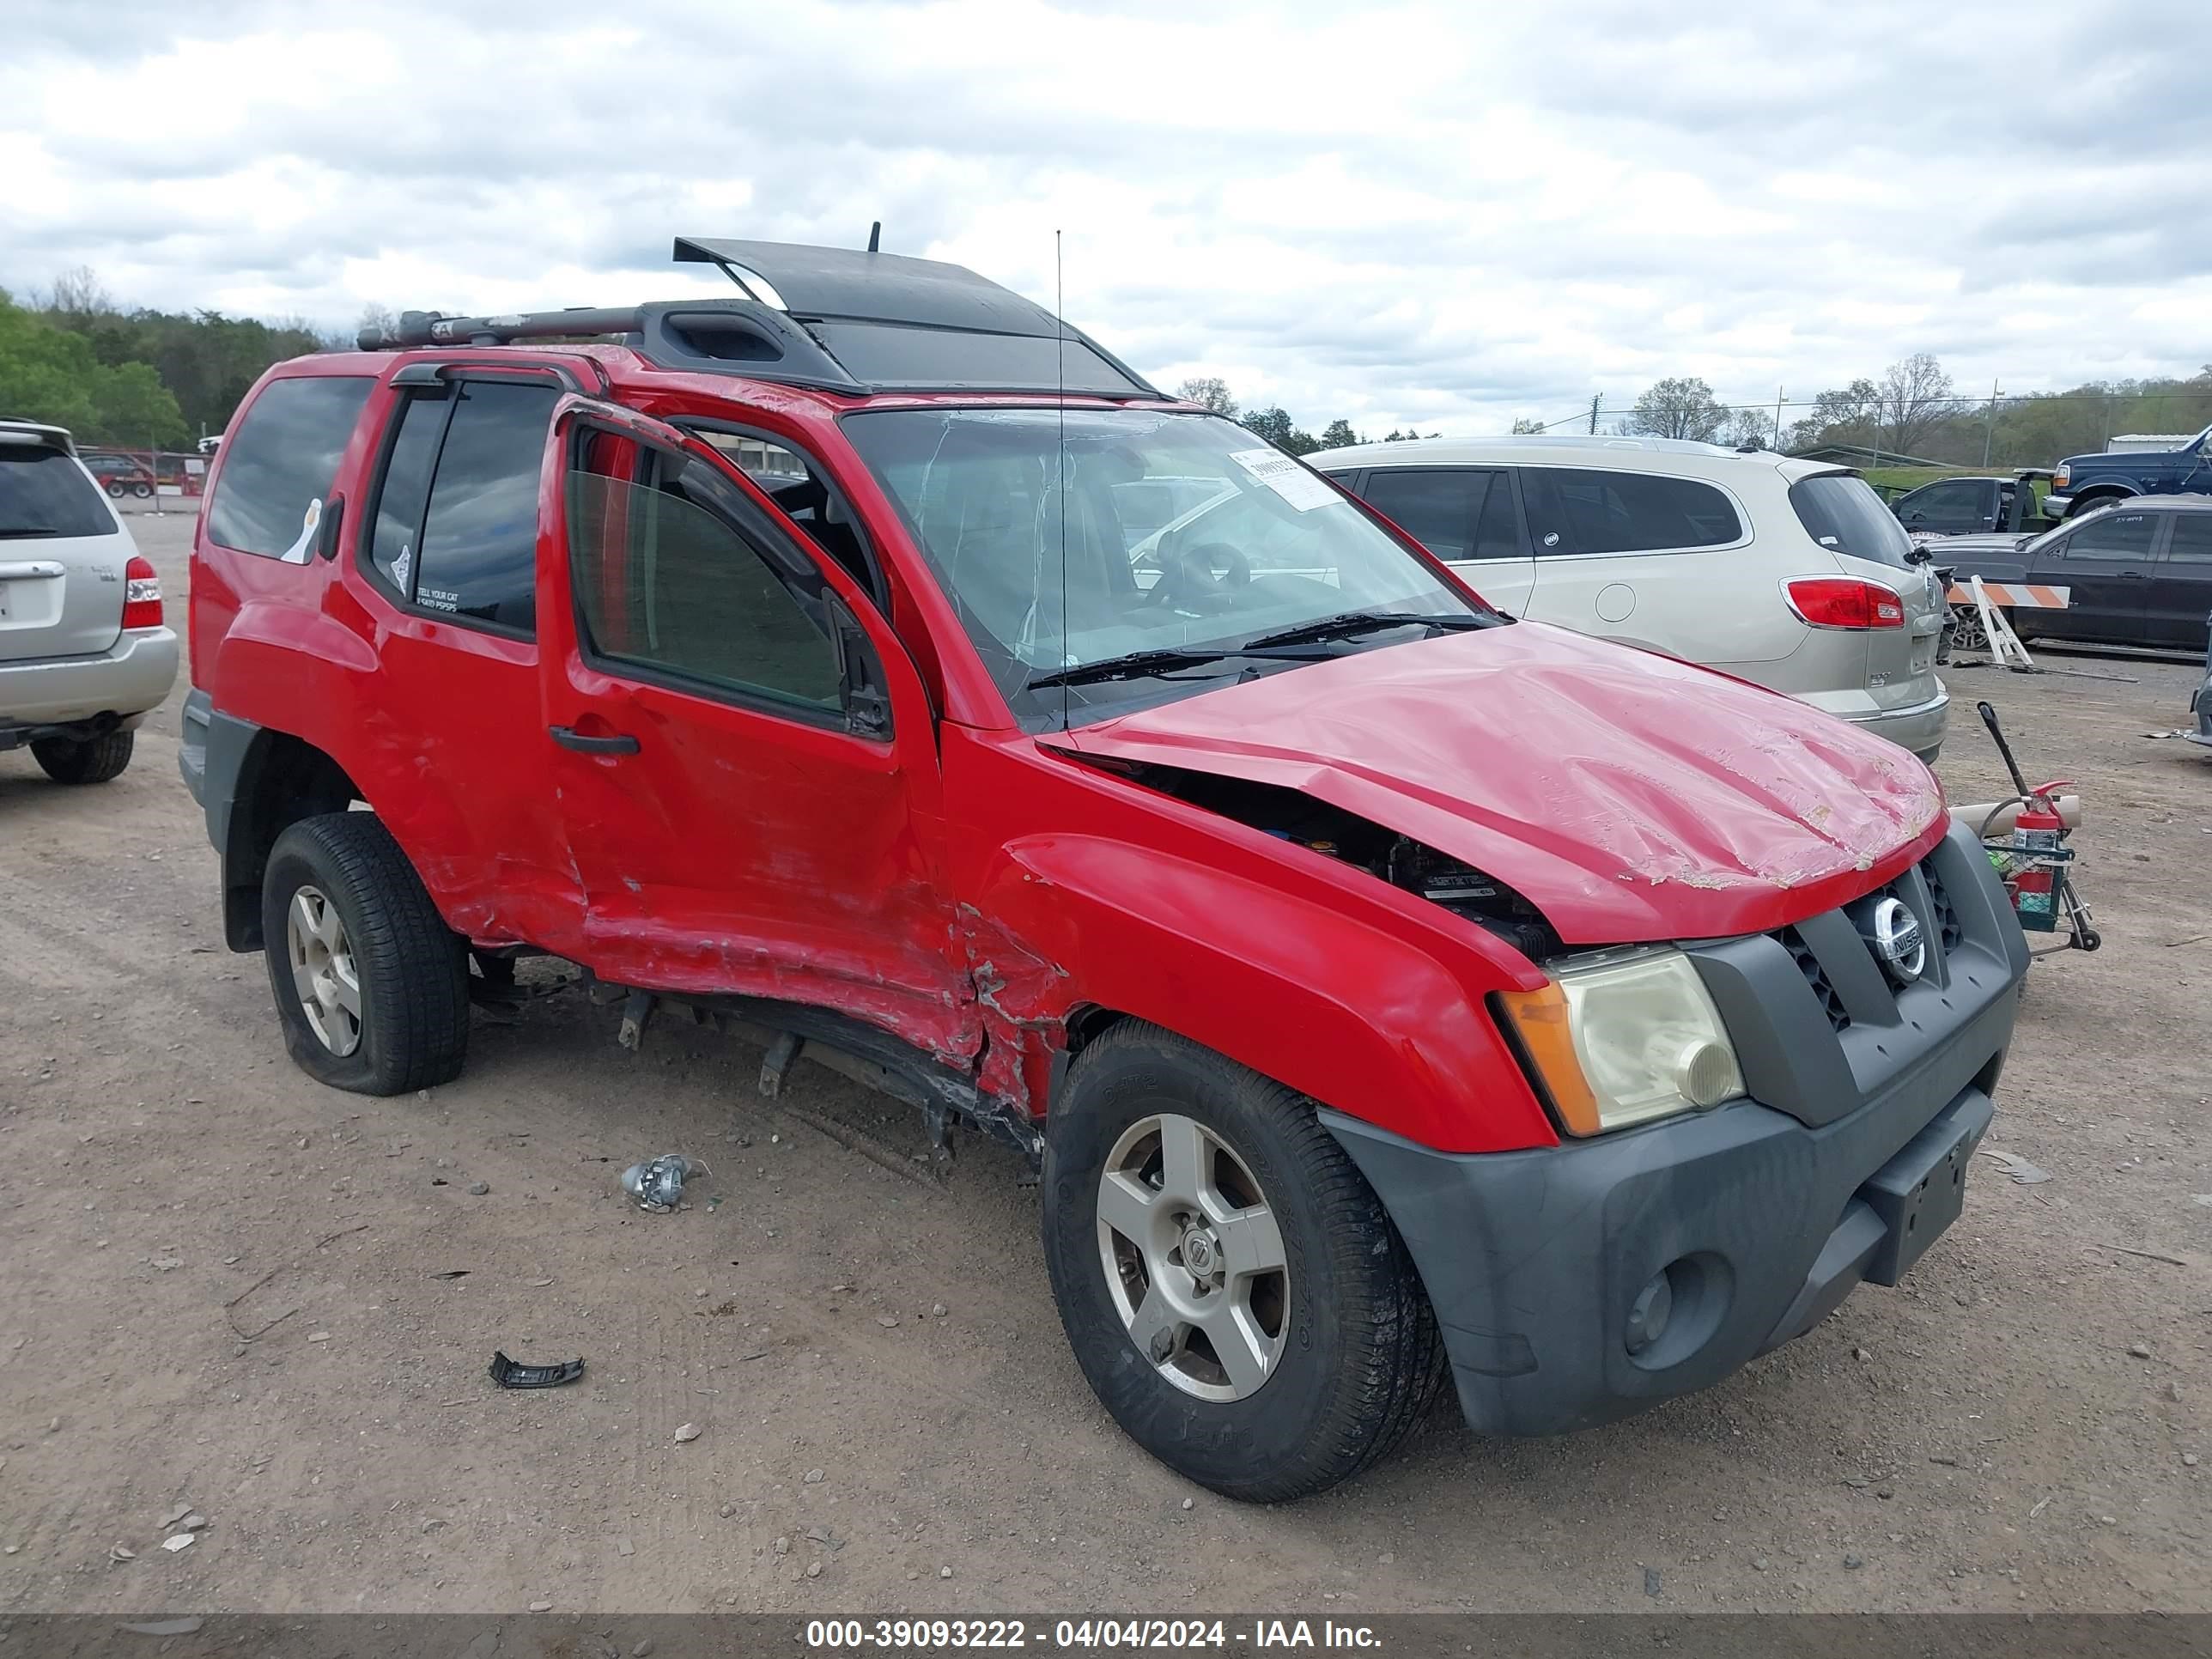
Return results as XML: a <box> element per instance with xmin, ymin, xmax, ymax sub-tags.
<box><xmin>206</xmin><ymin>376</ymin><xmax>374</xmax><ymax>559</ymax></box>
<box><xmin>0</xmin><ymin>447</ymin><xmax>115</xmax><ymax>538</ymax></box>
<box><xmin>1789</xmin><ymin>472</ymin><xmax>1915</xmax><ymax>568</ymax></box>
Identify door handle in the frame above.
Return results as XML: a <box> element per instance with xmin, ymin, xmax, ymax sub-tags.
<box><xmin>2118</xmin><ymin>570</ymin><xmax>2144</xmax><ymax>580</ymax></box>
<box><xmin>549</xmin><ymin>724</ymin><xmax>640</xmax><ymax>755</ymax></box>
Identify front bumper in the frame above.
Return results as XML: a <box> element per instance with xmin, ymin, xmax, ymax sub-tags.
<box><xmin>2042</xmin><ymin>493</ymin><xmax>2074</xmax><ymax>520</ymax></box>
<box><xmin>0</xmin><ymin>626</ymin><xmax>179</xmax><ymax>730</ymax></box>
<box><xmin>1327</xmin><ymin>819</ymin><xmax>2027</xmax><ymax>1437</ymax></box>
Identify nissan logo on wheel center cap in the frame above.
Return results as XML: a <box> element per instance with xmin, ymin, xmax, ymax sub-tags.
<box><xmin>1866</xmin><ymin>896</ymin><xmax>1927</xmax><ymax>986</ymax></box>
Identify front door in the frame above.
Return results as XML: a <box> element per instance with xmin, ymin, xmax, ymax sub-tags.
<box><xmin>2032</xmin><ymin>507</ymin><xmax>2158</xmax><ymax>644</ymax></box>
<box><xmin>538</xmin><ymin>408</ymin><xmax>974</xmax><ymax>1060</ymax></box>
<box><xmin>2145</xmin><ymin>510</ymin><xmax>2212</xmax><ymax>651</ymax></box>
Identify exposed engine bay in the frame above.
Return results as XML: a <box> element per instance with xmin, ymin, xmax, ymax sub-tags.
<box><xmin>1110</xmin><ymin>763</ymin><xmax>1564</xmax><ymax>962</ymax></box>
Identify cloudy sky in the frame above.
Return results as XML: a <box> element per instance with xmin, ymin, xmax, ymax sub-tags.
<box><xmin>4</xmin><ymin>0</ymin><xmax>2206</xmax><ymax>434</ymax></box>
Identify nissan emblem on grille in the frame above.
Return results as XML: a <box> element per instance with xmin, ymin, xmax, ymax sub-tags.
<box><xmin>1865</xmin><ymin>897</ymin><xmax>1927</xmax><ymax>986</ymax></box>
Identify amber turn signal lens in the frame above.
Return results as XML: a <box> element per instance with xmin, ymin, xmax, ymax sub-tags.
<box><xmin>1497</xmin><ymin>981</ymin><xmax>1603</xmax><ymax>1138</ymax></box>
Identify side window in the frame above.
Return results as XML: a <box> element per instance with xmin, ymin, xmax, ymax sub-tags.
<box><xmin>1522</xmin><ymin>468</ymin><xmax>1743</xmax><ymax>556</ymax></box>
<box><xmin>206</xmin><ymin>376</ymin><xmax>374</xmax><ymax>559</ymax></box>
<box><xmin>2058</xmin><ymin>510</ymin><xmax>2156</xmax><ymax>562</ymax></box>
<box><xmin>689</xmin><ymin>427</ymin><xmax>882</xmax><ymax>603</ymax></box>
<box><xmin>1358</xmin><ymin>469</ymin><xmax>1487</xmax><ymax>560</ymax></box>
<box><xmin>1902</xmin><ymin>481</ymin><xmax>1984</xmax><ymax>532</ymax></box>
<box><xmin>567</xmin><ymin>446</ymin><xmax>844</xmax><ymax>716</ymax></box>
<box><xmin>370</xmin><ymin>380</ymin><xmax>557</xmax><ymax>632</ymax></box>
<box><xmin>2166</xmin><ymin>514</ymin><xmax>2212</xmax><ymax>562</ymax></box>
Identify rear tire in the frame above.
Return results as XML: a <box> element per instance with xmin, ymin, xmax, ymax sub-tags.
<box><xmin>31</xmin><ymin>729</ymin><xmax>134</xmax><ymax>784</ymax></box>
<box><xmin>260</xmin><ymin>812</ymin><xmax>469</xmax><ymax>1095</ymax></box>
<box><xmin>131</xmin><ymin>481</ymin><xmax>154</xmax><ymax>499</ymax></box>
<box><xmin>105</xmin><ymin>480</ymin><xmax>125</xmax><ymax>499</ymax></box>
<box><xmin>1042</xmin><ymin>1022</ymin><xmax>1443</xmax><ymax>1502</ymax></box>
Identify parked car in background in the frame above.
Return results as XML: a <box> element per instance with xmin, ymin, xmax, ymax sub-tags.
<box><xmin>2045</xmin><ymin>422</ymin><xmax>2212</xmax><ymax>521</ymax></box>
<box><xmin>0</xmin><ymin>420</ymin><xmax>178</xmax><ymax>781</ymax></box>
<box><xmin>1936</xmin><ymin>495</ymin><xmax>2212</xmax><ymax>653</ymax></box>
<box><xmin>176</xmin><ymin>237</ymin><xmax>2024</xmax><ymax>1499</ymax></box>
<box><xmin>81</xmin><ymin>452</ymin><xmax>158</xmax><ymax>500</ymax></box>
<box><xmin>1309</xmin><ymin>436</ymin><xmax>1950</xmax><ymax>762</ymax></box>
<box><xmin>1893</xmin><ymin>471</ymin><xmax>2052</xmax><ymax>540</ymax></box>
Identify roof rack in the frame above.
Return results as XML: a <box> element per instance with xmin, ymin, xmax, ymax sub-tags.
<box><xmin>353</xmin><ymin>235</ymin><xmax>1165</xmax><ymax>401</ymax></box>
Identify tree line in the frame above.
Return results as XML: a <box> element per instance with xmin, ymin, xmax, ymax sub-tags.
<box><xmin>1614</xmin><ymin>355</ymin><xmax>2212</xmax><ymax>468</ymax></box>
<box><xmin>9</xmin><ymin>264</ymin><xmax>2208</xmax><ymax>474</ymax></box>
<box><xmin>1173</xmin><ymin>377</ymin><xmax>1436</xmax><ymax>454</ymax></box>
<box><xmin>1</xmin><ymin>269</ymin><xmax>326</xmax><ymax>449</ymax></box>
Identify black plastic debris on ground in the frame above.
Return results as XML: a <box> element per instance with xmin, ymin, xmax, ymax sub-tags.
<box><xmin>489</xmin><ymin>1351</ymin><xmax>586</xmax><ymax>1389</ymax></box>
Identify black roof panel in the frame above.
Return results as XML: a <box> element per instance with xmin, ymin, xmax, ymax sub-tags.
<box><xmin>673</xmin><ymin>237</ymin><xmax>1061</xmax><ymax>337</ymax></box>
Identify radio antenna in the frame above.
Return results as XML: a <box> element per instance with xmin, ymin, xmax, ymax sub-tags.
<box><xmin>1055</xmin><ymin>228</ymin><xmax>1069</xmax><ymax>734</ymax></box>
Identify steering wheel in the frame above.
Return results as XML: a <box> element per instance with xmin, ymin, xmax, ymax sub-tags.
<box><xmin>1148</xmin><ymin>539</ymin><xmax>1253</xmax><ymax>610</ymax></box>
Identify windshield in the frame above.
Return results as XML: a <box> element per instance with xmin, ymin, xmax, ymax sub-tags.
<box><xmin>0</xmin><ymin>446</ymin><xmax>116</xmax><ymax>538</ymax></box>
<box><xmin>842</xmin><ymin>408</ymin><xmax>1486</xmax><ymax>724</ymax></box>
<box><xmin>1790</xmin><ymin>471</ymin><xmax>1915</xmax><ymax>569</ymax></box>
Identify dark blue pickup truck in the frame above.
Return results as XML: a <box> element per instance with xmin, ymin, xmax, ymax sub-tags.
<box><xmin>2045</xmin><ymin>422</ymin><xmax>2212</xmax><ymax>520</ymax></box>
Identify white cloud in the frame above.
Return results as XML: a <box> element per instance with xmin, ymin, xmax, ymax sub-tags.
<box><xmin>3</xmin><ymin>0</ymin><xmax>2208</xmax><ymax>434</ymax></box>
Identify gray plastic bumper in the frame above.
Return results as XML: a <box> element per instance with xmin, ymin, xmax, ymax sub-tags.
<box><xmin>1327</xmin><ymin>820</ymin><xmax>2027</xmax><ymax>1437</ymax></box>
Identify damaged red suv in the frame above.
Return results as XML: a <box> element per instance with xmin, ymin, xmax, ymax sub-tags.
<box><xmin>181</xmin><ymin>239</ymin><xmax>2027</xmax><ymax>1500</ymax></box>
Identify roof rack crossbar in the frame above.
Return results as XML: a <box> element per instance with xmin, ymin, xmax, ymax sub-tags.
<box><xmin>358</xmin><ymin>306</ymin><xmax>647</xmax><ymax>351</ymax></box>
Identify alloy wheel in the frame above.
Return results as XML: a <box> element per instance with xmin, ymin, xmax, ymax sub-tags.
<box><xmin>1096</xmin><ymin>1112</ymin><xmax>1290</xmax><ymax>1401</ymax></box>
<box><xmin>285</xmin><ymin>884</ymin><xmax>362</xmax><ymax>1055</ymax></box>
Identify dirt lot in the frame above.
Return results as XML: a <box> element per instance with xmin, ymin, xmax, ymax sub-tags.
<box><xmin>3</xmin><ymin>510</ymin><xmax>2206</xmax><ymax>1616</ymax></box>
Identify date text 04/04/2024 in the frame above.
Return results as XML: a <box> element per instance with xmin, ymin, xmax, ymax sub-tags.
<box><xmin>805</xmin><ymin>1618</ymin><xmax>1382</xmax><ymax>1650</ymax></box>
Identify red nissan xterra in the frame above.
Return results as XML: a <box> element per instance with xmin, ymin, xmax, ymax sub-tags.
<box><xmin>181</xmin><ymin>238</ymin><xmax>2027</xmax><ymax>1500</ymax></box>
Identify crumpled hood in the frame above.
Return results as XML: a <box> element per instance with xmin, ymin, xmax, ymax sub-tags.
<box><xmin>1063</xmin><ymin>622</ymin><xmax>1947</xmax><ymax>945</ymax></box>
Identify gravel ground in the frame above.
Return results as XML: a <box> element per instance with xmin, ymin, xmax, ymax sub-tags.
<box><xmin>1</xmin><ymin>511</ymin><xmax>2204</xmax><ymax>1615</ymax></box>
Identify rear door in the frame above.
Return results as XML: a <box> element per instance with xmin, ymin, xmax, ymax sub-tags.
<box><xmin>2145</xmin><ymin>510</ymin><xmax>2212</xmax><ymax>650</ymax></box>
<box><xmin>1517</xmin><ymin>465</ymin><xmax>1801</xmax><ymax>664</ymax></box>
<box><xmin>0</xmin><ymin>434</ymin><xmax>127</xmax><ymax>664</ymax></box>
<box><xmin>2030</xmin><ymin>507</ymin><xmax>2158</xmax><ymax>643</ymax></box>
<box><xmin>1354</xmin><ymin>466</ymin><xmax>1533</xmax><ymax>611</ymax></box>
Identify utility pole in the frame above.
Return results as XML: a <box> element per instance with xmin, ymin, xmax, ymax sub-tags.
<box><xmin>1774</xmin><ymin>386</ymin><xmax>1784</xmax><ymax>451</ymax></box>
<box><xmin>1982</xmin><ymin>377</ymin><xmax>2000</xmax><ymax>468</ymax></box>
<box><xmin>1588</xmin><ymin>393</ymin><xmax>1601</xmax><ymax>435</ymax></box>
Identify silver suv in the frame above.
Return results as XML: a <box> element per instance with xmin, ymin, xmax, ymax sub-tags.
<box><xmin>1310</xmin><ymin>436</ymin><xmax>1950</xmax><ymax>762</ymax></box>
<box><xmin>0</xmin><ymin>420</ymin><xmax>178</xmax><ymax>783</ymax></box>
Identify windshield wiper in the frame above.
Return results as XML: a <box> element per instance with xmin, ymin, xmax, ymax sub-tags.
<box><xmin>0</xmin><ymin>526</ymin><xmax>59</xmax><ymax>539</ymax></box>
<box><xmin>1024</xmin><ymin>647</ymin><xmax>1243</xmax><ymax>691</ymax></box>
<box><xmin>1238</xmin><ymin>611</ymin><xmax>1486</xmax><ymax>651</ymax></box>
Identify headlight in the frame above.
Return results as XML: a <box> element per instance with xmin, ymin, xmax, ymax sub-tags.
<box><xmin>1498</xmin><ymin>947</ymin><xmax>1744</xmax><ymax>1136</ymax></box>
<box><xmin>2051</xmin><ymin>464</ymin><xmax>2069</xmax><ymax>489</ymax></box>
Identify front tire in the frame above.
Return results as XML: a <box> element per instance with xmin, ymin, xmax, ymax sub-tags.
<box><xmin>1042</xmin><ymin>1022</ymin><xmax>1443</xmax><ymax>1502</ymax></box>
<box><xmin>260</xmin><ymin>812</ymin><xmax>469</xmax><ymax>1095</ymax></box>
<box><xmin>31</xmin><ymin>729</ymin><xmax>133</xmax><ymax>784</ymax></box>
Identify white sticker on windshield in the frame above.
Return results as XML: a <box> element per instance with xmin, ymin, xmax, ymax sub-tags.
<box><xmin>1229</xmin><ymin>448</ymin><xmax>1340</xmax><ymax>512</ymax></box>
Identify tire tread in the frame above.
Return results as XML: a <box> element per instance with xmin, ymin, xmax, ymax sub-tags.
<box><xmin>31</xmin><ymin>729</ymin><xmax>134</xmax><ymax>785</ymax></box>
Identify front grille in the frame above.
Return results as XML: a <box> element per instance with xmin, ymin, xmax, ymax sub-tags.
<box><xmin>1779</xmin><ymin>926</ymin><xmax>1850</xmax><ymax>1031</ymax></box>
<box><xmin>1922</xmin><ymin>860</ymin><xmax>1965</xmax><ymax>954</ymax></box>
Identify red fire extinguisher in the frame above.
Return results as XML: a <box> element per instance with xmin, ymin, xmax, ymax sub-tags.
<box><xmin>2007</xmin><ymin>791</ymin><xmax>2066</xmax><ymax>931</ymax></box>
